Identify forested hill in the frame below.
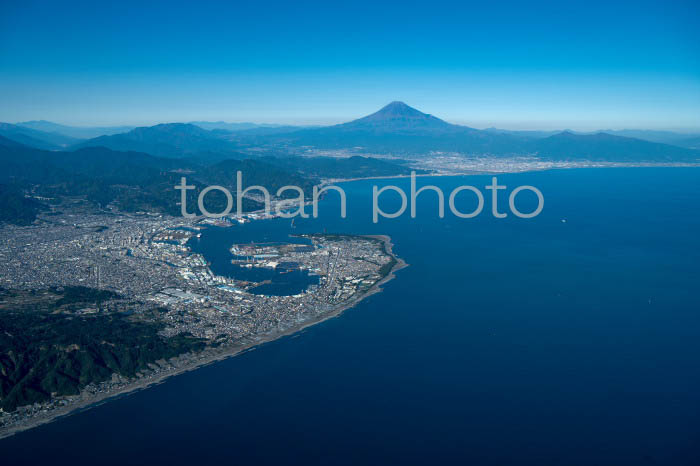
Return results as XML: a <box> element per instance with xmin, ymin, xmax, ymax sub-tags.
<box><xmin>0</xmin><ymin>139</ymin><xmax>316</xmax><ymax>224</ymax></box>
<box><xmin>0</xmin><ymin>286</ymin><xmax>206</xmax><ymax>412</ymax></box>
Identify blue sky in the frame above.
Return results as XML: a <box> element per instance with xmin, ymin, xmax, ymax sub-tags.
<box><xmin>1</xmin><ymin>0</ymin><xmax>699</xmax><ymax>130</ymax></box>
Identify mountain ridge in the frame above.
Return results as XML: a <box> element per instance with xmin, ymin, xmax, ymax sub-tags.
<box><xmin>7</xmin><ymin>102</ymin><xmax>700</xmax><ymax>162</ymax></box>
<box><xmin>256</xmin><ymin>102</ymin><xmax>700</xmax><ymax>160</ymax></box>
<box><xmin>0</xmin><ymin>123</ymin><xmax>81</xmax><ymax>150</ymax></box>
<box><xmin>72</xmin><ymin>123</ymin><xmax>244</xmax><ymax>158</ymax></box>
<box><xmin>17</xmin><ymin>120</ymin><xmax>135</xmax><ymax>139</ymax></box>
<box><xmin>532</xmin><ymin>131</ymin><xmax>700</xmax><ymax>162</ymax></box>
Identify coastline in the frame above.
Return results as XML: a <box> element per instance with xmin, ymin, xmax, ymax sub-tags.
<box><xmin>0</xmin><ymin>235</ymin><xmax>407</xmax><ymax>441</ymax></box>
<box><xmin>320</xmin><ymin>162</ymin><xmax>700</xmax><ymax>185</ymax></box>
<box><xmin>3</xmin><ymin>168</ymin><xmax>696</xmax><ymax>441</ymax></box>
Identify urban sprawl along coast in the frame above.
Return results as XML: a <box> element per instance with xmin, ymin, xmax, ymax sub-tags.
<box><xmin>0</xmin><ymin>199</ymin><xmax>405</xmax><ymax>438</ymax></box>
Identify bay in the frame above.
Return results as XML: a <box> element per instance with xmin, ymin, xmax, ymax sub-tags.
<box><xmin>3</xmin><ymin>168</ymin><xmax>700</xmax><ymax>465</ymax></box>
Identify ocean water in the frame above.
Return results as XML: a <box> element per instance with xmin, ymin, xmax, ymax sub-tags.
<box><xmin>3</xmin><ymin>168</ymin><xmax>700</xmax><ymax>465</ymax></box>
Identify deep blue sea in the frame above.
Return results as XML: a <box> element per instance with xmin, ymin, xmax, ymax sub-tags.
<box><xmin>4</xmin><ymin>168</ymin><xmax>700</xmax><ymax>465</ymax></box>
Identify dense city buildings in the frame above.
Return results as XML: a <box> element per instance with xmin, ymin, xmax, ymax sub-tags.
<box><xmin>0</xmin><ymin>201</ymin><xmax>403</xmax><ymax>436</ymax></box>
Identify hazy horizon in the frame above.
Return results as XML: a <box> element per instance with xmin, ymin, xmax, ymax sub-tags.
<box><xmin>2</xmin><ymin>1</ymin><xmax>699</xmax><ymax>132</ymax></box>
<box><xmin>8</xmin><ymin>110</ymin><xmax>700</xmax><ymax>134</ymax></box>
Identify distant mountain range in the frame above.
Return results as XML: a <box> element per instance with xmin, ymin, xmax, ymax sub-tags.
<box><xmin>16</xmin><ymin>120</ymin><xmax>135</xmax><ymax>139</ymax></box>
<box><xmin>264</xmin><ymin>101</ymin><xmax>530</xmax><ymax>154</ymax></box>
<box><xmin>483</xmin><ymin>127</ymin><xmax>700</xmax><ymax>149</ymax></box>
<box><xmin>2</xmin><ymin>102</ymin><xmax>699</xmax><ymax>162</ymax></box>
<box><xmin>255</xmin><ymin>102</ymin><xmax>700</xmax><ymax>161</ymax></box>
<box><xmin>0</xmin><ymin>135</ymin><xmax>418</xmax><ymax>224</ymax></box>
<box><xmin>0</xmin><ymin>123</ymin><xmax>80</xmax><ymax>150</ymax></box>
<box><xmin>532</xmin><ymin>131</ymin><xmax>699</xmax><ymax>162</ymax></box>
<box><xmin>71</xmin><ymin>123</ymin><xmax>246</xmax><ymax>158</ymax></box>
<box><xmin>588</xmin><ymin>129</ymin><xmax>700</xmax><ymax>148</ymax></box>
<box><xmin>188</xmin><ymin>121</ymin><xmax>291</xmax><ymax>132</ymax></box>
<box><xmin>0</xmin><ymin>136</ymin><xmax>311</xmax><ymax>221</ymax></box>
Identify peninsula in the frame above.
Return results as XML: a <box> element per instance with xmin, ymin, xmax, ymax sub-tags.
<box><xmin>0</xmin><ymin>203</ymin><xmax>406</xmax><ymax>439</ymax></box>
